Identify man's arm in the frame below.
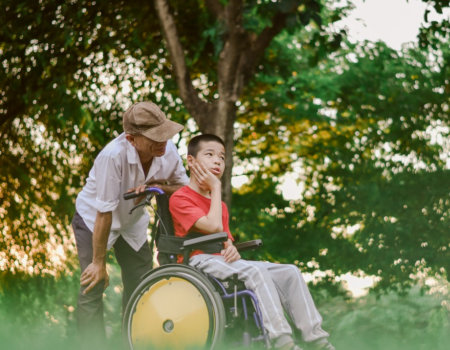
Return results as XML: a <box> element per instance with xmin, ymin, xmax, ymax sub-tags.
<box><xmin>80</xmin><ymin>211</ymin><xmax>111</xmax><ymax>294</ymax></box>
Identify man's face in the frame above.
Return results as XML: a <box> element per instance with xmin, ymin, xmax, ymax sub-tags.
<box><xmin>129</xmin><ymin>134</ymin><xmax>167</xmax><ymax>158</ymax></box>
<box><xmin>191</xmin><ymin>141</ymin><xmax>226</xmax><ymax>179</ymax></box>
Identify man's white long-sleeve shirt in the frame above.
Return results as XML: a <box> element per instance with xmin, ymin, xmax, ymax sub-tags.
<box><xmin>75</xmin><ymin>133</ymin><xmax>188</xmax><ymax>251</ymax></box>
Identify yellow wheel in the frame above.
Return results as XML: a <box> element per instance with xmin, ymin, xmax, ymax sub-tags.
<box><xmin>123</xmin><ymin>264</ymin><xmax>225</xmax><ymax>350</ymax></box>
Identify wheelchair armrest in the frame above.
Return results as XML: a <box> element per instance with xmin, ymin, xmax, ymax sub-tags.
<box><xmin>234</xmin><ymin>239</ymin><xmax>263</xmax><ymax>252</ymax></box>
<box><xmin>182</xmin><ymin>232</ymin><xmax>229</xmax><ymax>250</ymax></box>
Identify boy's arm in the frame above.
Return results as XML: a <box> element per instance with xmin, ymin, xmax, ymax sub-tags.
<box><xmin>190</xmin><ymin>162</ymin><xmax>240</xmax><ymax>263</ymax></box>
<box><xmin>190</xmin><ymin>162</ymin><xmax>223</xmax><ymax>233</ymax></box>
<box><xmin>221</xmin><ymin>239</ymin><xmax>240</xmax><ymax>263</ymax></box>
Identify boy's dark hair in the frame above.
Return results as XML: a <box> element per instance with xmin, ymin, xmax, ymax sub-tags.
<box><xmin>188</xmin><ymin>134</ymin><xmax>225</xmax><ymax>157</ymax></box>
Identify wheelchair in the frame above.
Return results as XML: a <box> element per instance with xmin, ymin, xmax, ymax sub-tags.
<box><xmin>122</xmin><ymin>187</ymin><xmax>269</xmax><ymax>349</ymax></box>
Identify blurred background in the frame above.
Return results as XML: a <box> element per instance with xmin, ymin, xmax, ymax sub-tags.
<box><xmin>0</xmin><ymin>0</ymin><xmax>448</xmax><ymax>349</ymax></box>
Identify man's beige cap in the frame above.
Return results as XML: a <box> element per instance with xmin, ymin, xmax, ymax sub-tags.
<box><xmin>123</xmin><ymin>101</ymin><xmax>183</xmax><ymax>142</ymax></box>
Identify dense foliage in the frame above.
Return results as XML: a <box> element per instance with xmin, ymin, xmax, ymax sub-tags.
<box><xmin>0</xmin><ymin>0</ymin><xmax>178</xmax><ymax>278</ymax></box>
<box><xmin>232</xmin><ymin>36</ymin><xmax>449</xmax><ymax>292</ymax></box>
<box><xmin>0</xmin><ymin>0</ymin><xmax>448</xmax><ymax>294</ymax></box>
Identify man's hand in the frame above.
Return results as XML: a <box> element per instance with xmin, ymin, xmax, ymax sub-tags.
<box><xmin>146</xmin><ymin>181</ymin><xmax>185</xmax><ymax>195</ymax></box>
<box><xmin>190</xmin><ymin>162</ymin><xmax>221</xmax><ymax>192</ymax></box>
<box><xmin>146</xmin><ymin>181</ymin><xmax>163</xmax><ymax>189</ymax></box>
<box><xmin>80</xmin><ymin>262</ymin><xmax>109</xmax><ymax>294</ymax></box>
<box><xmin>221</xmin><ymin>244</ymin><xmax>240</xmax><ymax>263</ymax></box>
<box><xmin>126</xmin><ymin>184</ymin><xmax>149</xmax><ymax>204</ymax></box>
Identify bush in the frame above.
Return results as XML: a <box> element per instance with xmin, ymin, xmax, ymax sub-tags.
<box><xmin>0</xmin><ymin>261</ymin><xmax>123</xmax><ymax>350</ymax></box>
<box><xmin>0</xmin><ymin>268</ymin><xmax>448</xmax><ymax>350</ymax></box>
<box><xmin>319</xmin><ymin>286</ymin><xmax>450</xmax><ymax>350</ymax></box>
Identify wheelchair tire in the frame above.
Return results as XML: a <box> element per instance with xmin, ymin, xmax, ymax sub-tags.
<box><xmin>123</xmin><ymin>264</ymin><xmax>226</xmax><ymax>350</ymax></box>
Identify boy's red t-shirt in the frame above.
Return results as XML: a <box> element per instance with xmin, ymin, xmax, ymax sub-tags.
<box><xmin>169</xmin><ymin>185</ymin><xmax>233</xmax><ymax>262</ymax></box>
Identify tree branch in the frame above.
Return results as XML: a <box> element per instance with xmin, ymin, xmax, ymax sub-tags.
<box><xmin>239</xmin><ymin>10</ymin><xmax>292</xmax><ymax>87</ymax></box>
<box><xmin>224</xmin><ymin>0</ymin><xmax>243</xmax><ymax>27</ymax></box>
<box><xmin>205</xmin><ymin>0</ymin><xmax>224</xmax><ymax>20</ymax></box>
<box><xmin>218</xmin><ymin>1</ymin><xmax>299</xmax><ymax>100</ymax></box>
<box><xmin>252</xmin><ymin>11</ymin><xmax>290</xmax><ymax>64</ymax></box>
<box><xmin>216</xmin><ymin>0</ymin><xmax>246</xmax><ymax>101</ymax></box>
<box><xmin>154</xmin><ymin>0</ymin><xmax>211</xmax><ymax>123</ymax></box>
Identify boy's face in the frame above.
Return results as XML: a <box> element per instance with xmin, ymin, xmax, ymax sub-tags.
<box><xmin>189</xmin><ymin>141</ymin><xmax>226</xmax><ymax>179</ymax></box>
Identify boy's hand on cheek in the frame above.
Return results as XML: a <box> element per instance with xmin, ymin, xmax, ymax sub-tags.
<box><xmin>191</xmin><ymin>162</ymin><xmax>221</xmax><ymax>191</ymax></box>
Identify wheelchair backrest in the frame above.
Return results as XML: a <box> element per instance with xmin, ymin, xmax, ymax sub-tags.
<box><xmin>154</xmin><ymin>194</ymin><xmax>226</xmax><ymax>265</ymax></box>
<box><xmin>154</xmin><ymin>194</ymin><xmax>178</xmax><ymax>265</ymax></box>
<box><xmin>155</xmin><ymin>194</ymin><xmax>175</xmax><ymax>236</ymax></box>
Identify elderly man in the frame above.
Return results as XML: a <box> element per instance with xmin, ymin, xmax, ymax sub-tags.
<box><xmin>71</xmin><ymin>101</ymin><xmax>188</xmax><ymax>343</ymax></box>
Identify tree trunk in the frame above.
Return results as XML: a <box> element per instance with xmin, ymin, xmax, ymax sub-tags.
<box><xmin>199</xmin><ymin>100</ymin><xmax>236</xmax><ymax>208</ymax></box>
<box><xmin>155</xmin><ymin>0</ymin><xmax>298</xmax><ymax>209</ymax></box>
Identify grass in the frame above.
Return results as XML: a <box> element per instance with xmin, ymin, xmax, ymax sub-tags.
<box><xmin>0</xmin><ymin>263</ymin><xmax>448</xmax><ymax>350</ymax></box>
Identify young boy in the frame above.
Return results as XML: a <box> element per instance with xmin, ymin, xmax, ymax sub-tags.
<box><xmin>169</xmin><ymin>134</ymin><xmax>334</xmax><ymax>350</ymax></box>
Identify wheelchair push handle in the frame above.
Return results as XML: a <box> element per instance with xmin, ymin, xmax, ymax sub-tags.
<box><xmin>123</xmin><ymin>187</ymin><xmax>165</xmax><ymax>214</ymax></box>
<box><xmin>123</xmin><ymin>186</ymin><xmax>165</xmax><ymax>200</ymax></box>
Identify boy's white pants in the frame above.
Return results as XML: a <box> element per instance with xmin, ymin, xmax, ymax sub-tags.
<box><xmin>189</xmin><ymin>254</ymin><xmax>329</xmax><ymax>344</ymax></box>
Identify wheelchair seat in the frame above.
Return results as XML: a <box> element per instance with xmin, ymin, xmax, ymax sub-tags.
<box><xmin>122</xmin><ymin>190</ymin><xmax>268</xmax><ymax>350</ymax></box>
